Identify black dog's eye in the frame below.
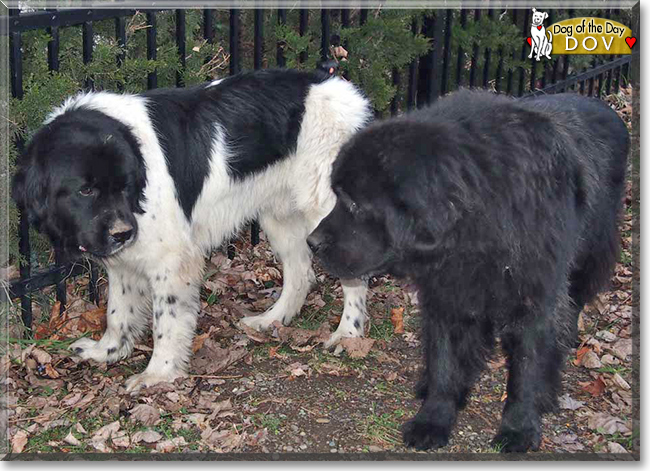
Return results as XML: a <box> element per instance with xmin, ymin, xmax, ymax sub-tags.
<box><xmin>349</xmin><ymin>201</ymin><xmax>359</xmax><ymax>214</ymax></box>
<box><xmin>79</xmin><ymin>186</ymin><xmax>95</xmax><ymax>197</ymax></box>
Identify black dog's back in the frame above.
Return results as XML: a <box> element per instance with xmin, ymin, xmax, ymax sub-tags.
<box><xmin>520</xmin><ymin>94</ymin><xmax>629</xmax><ymax>307</ymax></box>
<box><xmin>404</xmin><ymin>91</ymin><xmax>628</xmax><ymax>308</ymax></box>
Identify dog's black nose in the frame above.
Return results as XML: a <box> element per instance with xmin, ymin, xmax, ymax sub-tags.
<box><xmin>307</xmin><ymin>234</ymin><xmax>322</xmax><ymax>253</ymax></box>
<box><xmin>109</xmin><ymin>220</ymin><xmax>134</xmax><ymax>244</ymax></box>
<box><xmin>111</xmin><ymin>229</ymin><xmax>133</xmax><ymax>244</ymax></box>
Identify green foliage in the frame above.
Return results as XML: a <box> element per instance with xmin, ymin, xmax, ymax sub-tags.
<box><xmin>339</xmin><ymin>14</ymin><xmax>430</xmax><ymax>112</ymax></box>
<box><xmin>276</xmin><ymin>11</ymin><xmax>430</xmax><ymax>112</ymax></box>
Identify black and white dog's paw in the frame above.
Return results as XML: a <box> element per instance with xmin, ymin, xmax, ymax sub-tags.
<box><xmin>70</xmin><ymin>337</ymin><xmax>129</xmax><ymax>364</ymax></box>
<box><xmin>402</xmin><ymin>417</ymin><xmax>450</xmax><ymax>451</ymax></box>
<box><xmin>125</xmin><ymin>369</ymin><xmax>185</xmax><ymax>394</ymax></box>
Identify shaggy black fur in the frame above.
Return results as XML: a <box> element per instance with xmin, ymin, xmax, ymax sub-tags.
<box><xmin>144</xmin><ymin>69</ymin><xmax>331</xmax><ymax>219</ymax></box>
<box><xmin>12</xmin><ymin>109</ymin><xmax>146</xmax><ymax>257</ymax></box>
<box><xmin>308</xmin><ymin>90</ymin><xmax>629</xmax><ymax>453</ymax></box>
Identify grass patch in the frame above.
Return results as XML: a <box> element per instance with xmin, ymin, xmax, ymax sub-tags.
<box><xmin>255</xmin><ymin>413</ymin><xmax>284</xmax><ymax>435</ymax></box>
<box><xmin>361</xmin><ymin>405</ymin><xmax>403</xmax><ymax>446</ymax></box>
<box><xmin>369</xmin><ymin>317</ymin><xmax>394</xmax><ymax>341</ymax></box>
<box><xmin>294</xmin><ymin>306</ymin><xmax>331</xmax><ymax>330</ymax></box>
<box><xmin>596</xmin><ymin>365</ymin><xmax>631</xmax><ymax>376</ymax></box>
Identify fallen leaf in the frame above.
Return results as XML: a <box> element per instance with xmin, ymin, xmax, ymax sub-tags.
<box><xmin>580</xmin><ymin>377</ymin><xmax>606</xmax><ymax>396</ymax></box>
<box><xmin>63</xmin><ymin>431</ymin><xmax>81</xmax><ymax>447</ymax></box>
<box><xmin>287</xmin><ymin>362</ymin><xmax>309</xmax><ymax>378</ymax></box>
<box><xmin>239</xmin><ymin>322</ymin><xmax>270</xmax><ymax>343</ymax></box>
<box><xmin>315</xmin><ymin>418</ymin><xmax>330</xmax><ymax>424</ymax></box>
<box><xmin>551</xmin><ymin>433</ymin><xmax>585</xmax><ymax>452</ymax></box>
<box><xmin>208</xmin><ymin>399</ymin><xmax>233</xmax><ymax>420</ymax></box>
<box><xmin>390</xmin><ymin>307</ymin><xmax>405</xmax><ymax>334</ymax></box>
<box><xmin>596</xmin><ymin>330</ymin><xmax>617</xmax><ymax>342</ymax></box>
<box><xmin>588</xmin><ymin>412</ymin><xmax>631</xmax><ymax>435</ymax></box>
<box><xmin>581</xmin><ymin>351</ymin><xmax>602</xmax><ymax>369</ymax></box>
<box><xmin>558</xmin><ymin>393</ymin><xmax>585</xmax><ymax>411</ymax></box>
<box><xmin>132</xmin><ymin>430</ymin><xmax>163</xmax><ymax>444</ymax></box>
<box><xmin>111</xmin><ymin>430</ymin><xmax>130</xmax><ymax>448</ymax></box>
<box><xmin>43</xmin><ymin>363</ymin><xmax>60</xmax><ymax>379</ymax></box>
<box><xmin>201</xmin><ymin>428</ymin><xmax>243</xmax><ymax>452</ymax></box>
<box><xmin>156</xmin><ymin>436</ymin><xmax>187</xmax><ymax>452</ymax></box>
<box><xmin>574</xmin><ymin>346</ymin><xmax>591</xmax><ymax>366</ymax></box>
<box><xmin>192</xmin><ymin>332</ymin><xmax>210</xmax><ymax>353</ymax></box>
<box><xmin>12</xmin><ymin>430</ymin><xmax>28</xmax><ymax>453</ymax></box>
<box><xmin>601</xmin><ymin>354</ymin><xmax>620</xmax><ymax>366</ymax></box>
<box><xmin>608</xmin><ymin>442</ymin><xmax>628</xmax><ymax>453</ymax></box>
<box><xmin>129</xmin><ymin>404</ymin><xmax>160</xmax><ymax>426</ymax></box>
<box><xmin>340</xmin><ymin>337</ymin><xmax>375</xmax><ymax>359</ymax></box>
<box><xmin>612</xmin><ymin>373</ymin><xmax>631</xmax><ymax>391</ymax></box>
<box><xmin>609</xmin><ymin>338</ymin><xmax>632</xmax><ymax>360</ymax></box>
<box><xmin>31</xmin><ymin>348</ymin><xmax>52</xmax><ymax>364</ymax></box>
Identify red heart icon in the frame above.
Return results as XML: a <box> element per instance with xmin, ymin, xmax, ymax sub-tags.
<box><xmin>527</xmin><ymin>37</ymin><xmax>532</xmax><ymax>46</ymax></box>
<box><xmin>625</xmin><ymin>37</ymin><xmax>636</xmax><ymax>49</ymax></box>
<box><xmin>537</xmin><ymin>25</ymin><xmax>542</xmax><ymax>30</ymax></box>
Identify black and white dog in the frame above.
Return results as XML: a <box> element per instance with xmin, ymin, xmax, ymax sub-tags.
<box><xmin>12</xmin><ymin>69</ymin><xmax>372</xmax><ymax>391</ymax></box>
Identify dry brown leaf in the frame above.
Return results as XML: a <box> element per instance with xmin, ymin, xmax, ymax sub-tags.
<box><xmin>63</xmin><ymin>431</ymin><xmax>81</xmax><ymax>447</ymax></box>
<box><xmin>239</xmin><ymin>322</ymin><xmax>271</xmax><ymax>343</ymax></box>
<box><xmin>340</xmin><ymin>337</ymin><xmax>375</xmax><ymax>359</ymax></box>
<box><xmin>11</xmin><ymin>429</ymin><xmax>28</xmax><ymax>453</ymax></box>
<box><xmin>390</xmin><ymin>307</ymin><xmax>405</xmax><ymax>334</ymax></box>
<box><xmin>132</xmin><ymin>430</ymin><xmax>163</xmax><ymax>444</ymax></box>
<box><xmin>581</xmin><ymin>351</ymin><xmax>602</xmax><ymax>369</ymax></box>
<box><xmin>42</xmin><ymin>363</ymin><xmax>60</xmax><ymax>379</ymax></box>
<box><xmin>111</xmin><ymin>431</ymin><xmax>131</xmax><ymax>448</ymax></box>
<box><xmin>156</xmin><ymin>436</ymin><xmax>187</xmax><ymax>452</ymax></box>
<box><xmin>191</xmin><ymin>338</ymin><xmax>248</xmax><ymax>375</ymax></box>
<box><xmin>588</xmin><ymin>412</ymin><xmax>631</xmax><ymax>435</ymax></box>
<box><xmin>574</xmin><ymin>345</ymin><xmax>591</xmax><ymax>366</ymax></box>
<box><xmin>558</xmin><ymin>393</ymin><xmax>585</xmax><ymax>411</ymax></box>
<box><xmin>31</xmin><ymin>348</ymin><xmax>52</xmax><ymax>365</ymax></box>
<box><xmin>272</xmin><ymin>321</ymin><xmax>330</xmax><ymax>346</ymax></box>
<box><xmin>192</xmin><ymin>332</ymin><xmax>211</xmax><ymax>353</ymax></box>
<box><xmin>129</xmin><ymin>404</ymin><xmax>160</xmax><ymax>426</ymax></box>
<box><xmin>612</xmin><ymin>373</ymin><xmax>631</xmax><ymax>391</ymax></box>
<box><xmin>580</xmin><ymin>377</ymin><xmax>607</xmax><ymax>396</ymax></box>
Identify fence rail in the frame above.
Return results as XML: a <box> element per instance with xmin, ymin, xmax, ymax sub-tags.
<box><xmin>2</xmin><ymin>7</ymin><xmax>633</xmax><ymax>331</ymax></box>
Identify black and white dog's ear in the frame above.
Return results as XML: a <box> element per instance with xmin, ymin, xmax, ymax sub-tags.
<box><xmin>11</xmin><ymin>140</ymin><xmax>49</xmax><ymax>230</ymax></box>
<box><xmin>544</xmin><ymin>12</ymin><xmax>549</xmax><ymax>20</ymax></box>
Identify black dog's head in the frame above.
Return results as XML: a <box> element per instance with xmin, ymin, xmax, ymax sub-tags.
<box><xmin>308</xmin><ymin>119</ymin><xmax>462</xmax><ymax>280</ymax></box>
<box><xmin>12</xmin><ymin>108</ymin><xmax>147</xmax><ymax>259</ymax></box>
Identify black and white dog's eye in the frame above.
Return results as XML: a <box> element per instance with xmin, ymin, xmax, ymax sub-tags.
<box><xmin>349</xmin><ymin>201</ymin><xmax>358</xmax><ymax>213</ymax></box>
<box><xmin>79</xmin><ymin>186</ymin><xmax>94</xmax><ymax>197</ymax></box>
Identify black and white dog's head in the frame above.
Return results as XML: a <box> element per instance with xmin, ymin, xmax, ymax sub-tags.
<box><xmin>12</xmin><ymin>107</ymin><xmax>147</xmax><ymax>259</ymax></box>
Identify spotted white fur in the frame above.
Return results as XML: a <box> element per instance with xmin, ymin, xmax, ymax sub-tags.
<box><xmin>64</xmin><ymin>76</ymin><xmax>372</xmax><ymax>392</ymax></box>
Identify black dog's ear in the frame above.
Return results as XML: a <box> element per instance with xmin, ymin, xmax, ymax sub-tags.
<box><xmin>11</xmin><ymin>141</ymin><xmax>49</xmax><ymax>230</ymax></box>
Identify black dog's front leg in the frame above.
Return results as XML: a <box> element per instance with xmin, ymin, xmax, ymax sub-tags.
<box><xmin>403</xmin><ymin>308</ymin><xmax>494</xmax><ymax>451</ymax></box>
<box><xmin>495</xmin><ymin>306</ymin><xmax>565</xmax><ymax>452</ymax></box>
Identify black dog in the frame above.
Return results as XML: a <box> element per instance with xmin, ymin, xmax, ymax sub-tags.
<box><xmin>307</xmin><ymin>90</ymin><xmax>629</xmax><ymax>452</ymax></box>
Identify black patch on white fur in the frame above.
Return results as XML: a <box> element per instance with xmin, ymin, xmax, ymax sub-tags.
<box><xmin>143</xmin><ymin>69</ymin><xmax>331</xmax><ymax>220</ymax></box>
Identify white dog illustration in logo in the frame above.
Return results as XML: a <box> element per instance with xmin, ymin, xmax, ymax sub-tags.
<box><xmin>529</xmin><ymin>8</ymin><xmax>553</xmax><ymax>61</ymax></box>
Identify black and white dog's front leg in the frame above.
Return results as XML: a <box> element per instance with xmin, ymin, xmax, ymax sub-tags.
<box><xmin>70</xmin><ymin>264</ymin><xmax>150</xmax><ymax>363</ymax></box>
<box><xmin>324</xmin><ymin>277</ymin><xmax>368</xmax><ymax>348</ymax></box>
<box><xmin>124</xmin><ymin>254</ymin><xmax>203</xmax><ymax>393</ymax></box>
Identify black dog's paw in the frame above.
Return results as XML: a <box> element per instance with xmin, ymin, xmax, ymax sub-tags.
<box><xmin>492</xmin><ymin>428</ymin><xmax>541</xmax><ymax>453</ymax></box>
<box><xmin>402</xmin><ymin>417</ymin><xmax>449</xmax><ymax>451</ymax></box>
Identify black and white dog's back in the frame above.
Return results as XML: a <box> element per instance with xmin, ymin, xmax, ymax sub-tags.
<box><xmin>13</xmin><ymin>69</ymin><xmax>372</xmax><ymax>391</ymax></box>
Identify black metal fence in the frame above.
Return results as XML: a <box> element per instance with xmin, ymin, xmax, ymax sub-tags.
<box><xmin>2</xmin><ymin>7</ymin><xmax>633</xmax><ymax>331</ymax></box>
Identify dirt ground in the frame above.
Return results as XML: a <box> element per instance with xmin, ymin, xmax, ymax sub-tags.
<box><xmin>1</xmin><ymin>89</ymin><xmax>637</xmax><ymax>459</ymax></box>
